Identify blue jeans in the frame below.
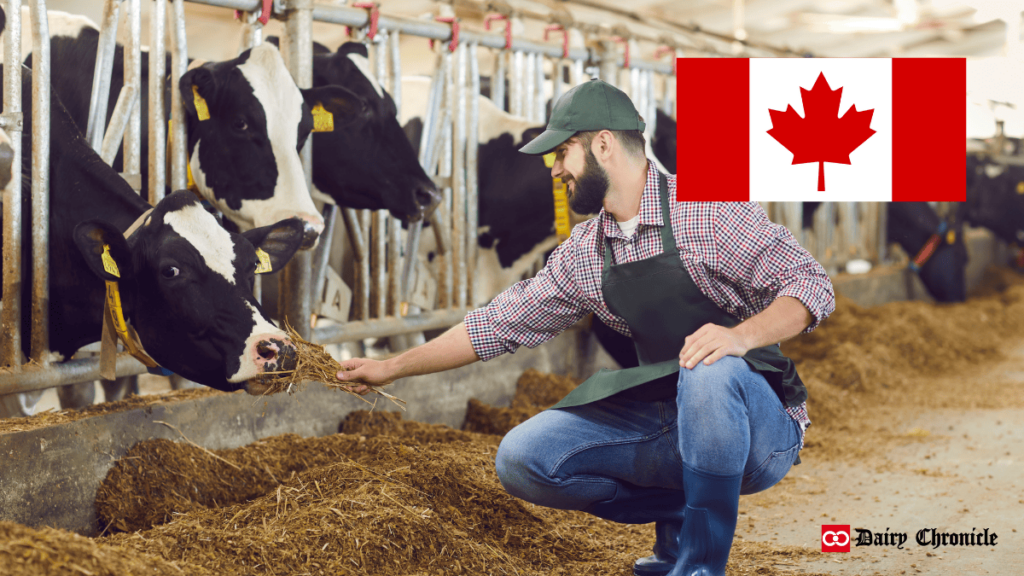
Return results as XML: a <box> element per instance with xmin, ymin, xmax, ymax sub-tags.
<box><xmin>494</xmin><ymin>356</ymin><xmax>802</xmax><ymax>524</ymax></box>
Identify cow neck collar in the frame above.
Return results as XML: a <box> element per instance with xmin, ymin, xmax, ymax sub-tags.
<box><xmin>100</xmin><ymin>207</ymin><xmax>171</xmax><ymax>379</ymax></box>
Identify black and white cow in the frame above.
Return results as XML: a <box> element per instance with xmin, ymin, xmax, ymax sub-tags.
<box><xmin>4</xmin><ymin>9</ymin><xmax>331</xmax><ymax>249</ymax></box>
<box><xmin>0</xmin><ymin>61</ymin><xmax>305</xmax><ymax>396</ymax></box>
<box><xmin>264</xmin><ymin>37</ymin><xmax>442</xmax><ymax>220</ymax></box>
<box><xmin>394</xmin><ymin>77</ymin><xmax>677</xmax><ymax>366</ymax></box>
<box><xmin>965</xmin><ymin>155</ymin><xmax>1024</xmax><ymax>259</ymax></box>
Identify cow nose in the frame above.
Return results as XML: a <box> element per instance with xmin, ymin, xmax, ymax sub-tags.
<box><xmin>300</xmin><ymin>219</ymin><xmax>320</xmax><ymax>250</ymax></box>
<box><xmin>252</xmin><ymin>335</ymin><xmax>298</xmax><ymax>373</ymax></box>
<box><xmin>414</xmin><ymin>185</ymin><xmax>442</xmax><ymax>221</ymax></box>
<box><xmin>292</xmin><ymin>213</ymin><xmax>324</xmax><ymax>250</ymax></box>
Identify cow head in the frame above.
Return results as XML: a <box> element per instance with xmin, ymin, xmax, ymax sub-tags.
<box><xmin>179</xmin><ymin>43</ymin><xmax>338</xmax><ymax>250</ymax></box>
<box><xmin>308</xmin><ymin>42</ymin><xmax>441</xmax><ymax>221</ymax></box>
<box><xmin>74</xmin><ymin>191</ymin><xmax>305</xmax><ymax>393</ymax></box>
<box><xmin>965</xmin><ymin>157</ymin><xmax>1024</xmax><ymax>246</ymax></box>
<box><xmin>887</xmin><ymin>202</ymin><xmax>968</xmax><ymax>303</ymax></box>
<box><xmin>652</xmin><ymin>109</ymin><xmax>677</xmax><ymax>174</ymax></box>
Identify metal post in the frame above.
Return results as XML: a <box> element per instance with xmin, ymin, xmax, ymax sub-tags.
<box><xmin>493</xmin><ymin>49</ymin><xmax>506</xmax><ymax>111</ymax></box>
<box><xmin>238</xmin><ymin>8</ymin><xmax>264</xmax><ymax>53</ymax></box>
<box><xmin>552</xmin><ymin>59</ymin><xmax>563</xmax><ymax>115</ymax></box>
<box><xmin>148</xmin><ymin>0</ymin><xmax>166</xmax><ymax>203</ymax></box>
<box><xmin>534</xmin><ymin>51</ymin><xmax>545</xmax><ymax>122</ymax></box>
<box><xmin>279</xmin><ymin>0</ymin><xmax>314</xmax><ymax>337</ymax></box>
<box><xmin>309</xmin><ymin>203</ymin><xmax>337</xmax><ymax>305</ymax></box>
<box><xmin>374</xmin><ymin>30</ymin><xmax>388</xmax><ymax>94</ymax></box>
<box><xmin>388</xmin><ymin>214</ymin><xmax>401</xmax><ymax>317</ymax></box>
<box><xmin>647</xmin><ymin>70</ymin><xmax>658</xmax><ymax>134</ymax></box>
<box><xmin>511</xmin><ymin>50</ymin><xmax>523</xmax><ymax>116</ymax></box>
<box><xmin>1</xmin><ymin>0</ymin><xmax>24</xmax><ymax>369</ymax></box>
<box><xmin>453</xmin><ymin>41</ymin><xmax>467</xmax><ymax>309</ymax></box>
<box><xmin>123</xmin><ymin>0</ymin><xmax>141</xmax><ymax>187</ymax></box>
<box><xmin>340</xmin><ymin>208</ymin><xmax>366</xmax><ymax>320</ymax></box>
<box><xmin>877</xmin><ymin>202</ymin><xmax>888</xmax><ymax>264</ymax></box>
<box><xmin>359</xmin><ymin>209</ymin><xmax>371</xmax><ymax>318</ymax></box>
<box><xmin>86</xmin><ymin>0</ymin><xmax>119</xmax><ymax>153</ymax></box>
<box><xmin>630</xmin><ymin>65</ymin><xmax>640</xmax><ymax>107</ymax></box>
<box><xmin>29</xmin><ymin>0</ymin><xmax>51</xmax><ymax>364</ymax></box>
<box><xmin>169</xmin><ymin>0</ymin><xmax>189</xmax><ymax>192</ymax></box>
<box><xmin>439</xmin><ymin>50</ymin><xmax>454</xmax><ymax>308</ymax></box>
<box><xmin>373</xmin><ymin>211</ymin><xmax>386</xmax><ymax>318</ymax></box>
<box><xmin>390</xmin><ymin>30</ymin><xmax>401</xmax><ymax>115</ymax></box>
<box><xmin>524</xmin><ymin>51</ymin><xmax>535</xmax><ymax>123</ymax></box>
<box><xmin>99</xmin><ymin>85</ymin><xmax>138</xmax><ymax>165</ymax></box>
<box><xmin>599</xmin><ymin>41</ymin><xmax>618</xmax><ymax>87</ymax></box>
<box><xmin>467</xmin><ymin>42</ymin><xmax>479</xmax><ymax>306</ymax></box>
<box><xmin>572</xmin><ymin>59</ymin><xmax>584</xmax><ymax>87</ymax></box>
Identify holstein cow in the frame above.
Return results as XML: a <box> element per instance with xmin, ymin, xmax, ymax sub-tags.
<box><xmin>5</xmin><ymin>9</ymin><xmax>326</xmax><ymax>247</ymax></box>
<box><xmin>264</xmin><ymin>37</ymin><xmax>442</xmax><ymax>219</ymax></box>
<box><xmin>966</xmin><ymin>156</ymin><xmax>1024</xmax><ymax>268</ymax></box>
<box><xmin>0</xmin><ymin>63</ymin><xmax>306</xmax><ymax>418</ymax></box>
<box><xmin>399</xmin><ymin>77</ymin><xmax>676</xmax><ymax>366</ymax></box>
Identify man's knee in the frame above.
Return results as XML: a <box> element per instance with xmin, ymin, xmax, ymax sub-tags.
<box><xmin>495</xmin><ymin>424</ymin><xmax>546</xmax><ymax>500</ymax></box>
<box><xmin>676</xmin><ymin>356</ymin><xmax>750</xmax><ymax>407</ymax></box>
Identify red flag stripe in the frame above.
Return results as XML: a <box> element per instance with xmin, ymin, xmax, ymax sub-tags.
<box><xmin>677</xmin><ymin>58</ymin><xmax>749</xmax><ymax>201</ymax></box>
<box><xmin>892</xmin><ymin>58</ymin><xmax>965</xmax><ymax>202</ymax></box>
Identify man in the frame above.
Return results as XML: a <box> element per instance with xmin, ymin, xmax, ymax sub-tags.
<box><xmin>337</xmin><ymin>78</ymin><xmax>835</xmax><ymax>576</ymax></box>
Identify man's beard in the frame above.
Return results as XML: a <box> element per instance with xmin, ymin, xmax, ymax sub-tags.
<box><xmin>565</xmin><ymin>148</ymin><xmax>610</xmax><ymax>215</ymax></box>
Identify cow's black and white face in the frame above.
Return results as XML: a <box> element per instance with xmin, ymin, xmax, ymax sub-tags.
<box><xmin>309</xmin><ymin>42</ymin><xmax>441</xmax><ymax>221</ymax></box>
<box><xmin>180</xmin><ymin>43</ymin><xmax>325</xmax><ymax>249</ymax></box>
<box><xmin>73</xmin><ymin>192</ymin><xmax>305</xmax><ymax>393</ymax></box>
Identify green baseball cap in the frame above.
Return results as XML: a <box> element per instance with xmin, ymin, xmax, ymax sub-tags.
<box><xmin>519</xmin><ymin>78</ymin><xmax>646</xmax><ymax>155</ymax></box>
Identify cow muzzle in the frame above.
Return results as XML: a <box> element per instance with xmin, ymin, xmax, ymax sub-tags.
<box><xmin>413</xmin><ymin>184</ymin><xmax>443</xmax><ymax>221</ymax></box>
<box><xmin>296</xmin><ymin>213</ymin><xmax>325</xmax><ymax>250</ymax></box>
<box><xmin>243</xmin><ymin>333</ymin><xmax>298</xmax><ymax>395</ymax></box>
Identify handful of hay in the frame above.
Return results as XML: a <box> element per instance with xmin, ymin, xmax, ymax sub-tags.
<box><xmin>259</xmin><ymin>325</ymin><xmax>406</xmax><ymax>411</ymax></box>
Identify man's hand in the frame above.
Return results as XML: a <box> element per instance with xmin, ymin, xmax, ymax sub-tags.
<box><xmin>679</xmin><ymin>323</ymin><xmax>751</xmax><ymax>370</ymax></box>
<box><xmin>336</xmin><ymin>358</ymin><xmax>395</xmax><ymax>395</ymax></box>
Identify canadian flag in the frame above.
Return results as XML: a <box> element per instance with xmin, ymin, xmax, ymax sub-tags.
<box><xmin>677</xmin><ymin>58</ymin><xmax>965</xmax><ymax>202</ymax></box>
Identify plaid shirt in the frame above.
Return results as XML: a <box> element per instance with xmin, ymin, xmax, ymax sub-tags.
<box><xmin>465</xmin><ymin>162</ymin><xmax>836</xmax><ymax>446</ymax></box>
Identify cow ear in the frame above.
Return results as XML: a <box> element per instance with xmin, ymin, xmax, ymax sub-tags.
<box><xmin>179</xmin><ymin>67</ymin><xmax>217</xmax><ymax>122</ymax></box>
<box><xmin>242</xmin><ymin>218</ymin><xmax>306</xmax><ymax>275</ymax></box>
<box><xmin>264</xmin><ymin>35</ymin><xmax>280</xmax><ymax>48</ymax></box>
<box><xmin>336</xmin><ymin>42</ymin><xmax>368</xmax><ymax>58</ymax></box>
<box><xmin>522</xmin><ymin>127</ymin><xmax>546</xmax><ymax>145</ymax></box>
<box><xmin>74</xmin><ymin>220</ymin><xmax>134</xmax><ymax>283</ymax></box>
<box><xmin>301</xmin><ymin>85</ymin><xmax>369</xmax><ymax>130</ymax></box>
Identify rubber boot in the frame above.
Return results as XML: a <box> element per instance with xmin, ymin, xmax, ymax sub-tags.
<box><xmin>633</xmin><ymin>520</ymin><xmax>682</xmax><ymax>576</ymax></box>
<box><xmin>667</xmin><ymin>464</ymin><xmax>743</xmax><ymax>576</ymax></box>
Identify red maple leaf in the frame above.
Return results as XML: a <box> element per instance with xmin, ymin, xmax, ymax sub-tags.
<box><xmin>767</xmin><ymin>72</ymin><xmax>876</xmax><ymax>192</ymax></box>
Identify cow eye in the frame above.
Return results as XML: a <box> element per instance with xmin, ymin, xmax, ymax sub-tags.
<box><xmin>233</xmin><ymin>118</ymin><xmax>248</xmax><ymax>132</ymax></box>
<box><xmin>162</xmin><ymin>266</ymin><xmax>180</xmax><ymax>279</ymax></box>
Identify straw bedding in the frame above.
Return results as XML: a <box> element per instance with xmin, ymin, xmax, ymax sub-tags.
<box><xmin>13</xmin><ymin>267</ymin><xmax>1024</xmax><ymax>575</ymax></box>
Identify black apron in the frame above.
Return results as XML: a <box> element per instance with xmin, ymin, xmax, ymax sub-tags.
<box><xmin>550</xmin><ymin>173</ymin><xmax>807</xmax><ymax>413</ymax></box>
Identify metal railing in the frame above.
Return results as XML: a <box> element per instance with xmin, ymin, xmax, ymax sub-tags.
<box><xmin>1</xmin><ymin>0</ymin><xmax>872</xmax><ymax>400</ymax></box>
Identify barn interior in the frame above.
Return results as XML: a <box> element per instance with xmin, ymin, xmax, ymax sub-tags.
<box><xmin>1</xmin><ymin>1</ymin><xmax>1023</xmax><ymax>575</ymax></box>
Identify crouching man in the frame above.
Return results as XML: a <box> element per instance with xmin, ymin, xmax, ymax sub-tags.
<box><xmin>335</xmin><ymin>78</ymin><xmax>835</xmax><ymax>576</ymax></box>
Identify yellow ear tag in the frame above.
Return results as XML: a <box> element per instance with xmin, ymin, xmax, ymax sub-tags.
<box><xmin>946</xmin><ymin>230</ymin><xmax>956</xmax><ymax>244</ymax></box>
<box><xmin>255</xmin><ymin>248</ymin><xmax>273</xmax><ymax>274</ymax></box>
<box><xmin>311</xmin><ymin>103</ymin><xmax>334</xmax><ymax>133</ymax></box>
<box><xmin>192</xmin><ymin>85</ymin><xmax>210</xmax><ymax>121</ymax></box>
<box><xmin>552</xmin><ymin>178</ymin><xmax>571</xmax><ymax>242</ymax></box>
<box><xmin>543</xmin><ymin>152</ymin><xmax>556</xmax><ymax>168</ymax></box>
<box><xmin>1017</xmin><ymin>181</ymin><xmax>1024</xmax><ymax>195</ymax></box>
<box><xmin>101</xmin><ymin>244</ymin><xmax>120</xmax><ymax>278</ymax></box>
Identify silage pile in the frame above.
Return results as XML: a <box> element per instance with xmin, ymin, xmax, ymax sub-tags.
<box><xmin>0</xmin><ymin>520</ymin><xmax>204</xmax><ymax>576</ymax></box>
<box><xmin>97</xmin><ymin>413</ymin><xmax>493</xmax><ymax>533</ymax></box>
<box><xmin>98</xmin><ymin>411</ymin><xmax>827</xmax><ymax>576</ymax></box>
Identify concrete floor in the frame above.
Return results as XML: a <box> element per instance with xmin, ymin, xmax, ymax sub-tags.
<box><xmin>736</xmin><ymin>345</ymin><xmax>1024</xmax><ymax>576</ymax></box>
